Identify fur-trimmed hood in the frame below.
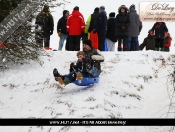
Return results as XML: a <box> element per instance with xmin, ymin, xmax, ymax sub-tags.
<box><xmin>118</xmin><ymin>5</ymin><xmax>129</xmax><ymax>13</ymax></box>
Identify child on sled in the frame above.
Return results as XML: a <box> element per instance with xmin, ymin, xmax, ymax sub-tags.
<box><xmin>53</xmin><ymin>51</ymin><xmax>100</xmax><ymax>86</ymax></box>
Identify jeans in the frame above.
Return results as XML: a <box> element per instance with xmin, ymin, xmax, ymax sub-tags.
<box><xmin>127</xmin><ymin>37</ymin><xmax>139</xmax><ymax>51</ymax></box>
<box><xmin>58</xmin><ymin>33</ymin><xmax>68</xmax><ymax>50</ymax></box>
<box><xmin>88</xmin><ymin>66</ymin><xmax>100</xmax><ymax>78</ymax></box>
<box><xmin>62</xmin><ymin>66</ymin><xmax>100</xmax><ymax>85</ymax></box>
<box><xmin>66</xmin><ymin>66</ymin><xmax>99</xmax><ymax>81</ymax></box>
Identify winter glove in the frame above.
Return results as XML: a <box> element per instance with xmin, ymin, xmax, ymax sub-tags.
<box><xmin>58</xmin><ymin>32</ymin><xmax>62</xmax><ymax>37</ymax></box>
<box><xmin>50</xmin><ymin>31</ymin><xmax>53</xmax><ymax>35</ymax></box>
<box><xmin>70</xmin><ymin>62</ymin><xmax>75</xmax><ymax>67</ymax></box>
<box><xmin>121</xmin><ymin>25</ymin><xmax>126</xmax><ymax>30</ymax></box>
<box><xmin>69</xmin><ymin>62</ymin><xmax>75</xmax><ymax>72</ymax></box>
<box><xmin>93</xmin><ymin>29</ymin><xmax>97</xmax><ymax>34</ymax></box>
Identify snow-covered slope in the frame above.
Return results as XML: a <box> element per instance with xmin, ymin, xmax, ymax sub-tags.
<box><xmin>0</xmin><ymin>51</ymin><xmax>174</xmax><ymax>132</ymax></box>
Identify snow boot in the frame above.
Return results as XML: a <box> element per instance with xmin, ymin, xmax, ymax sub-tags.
<box><xmin>57</xmin><ymin>77</ymin><xmax>65</xmax><ymax>86</ymax></box>
<box><xmin>53</xmin><ymin>68</ymin><xmax>65</xmax><ymax>84</ymax></box>
<box><xmin>53</xmin><ymin>68</ymin><xmax>61</xmax><ymax>78</ymax></box>
<box><xmin>76</xmin><ymin>72</ymin><xmax>83</xmax><ymax>83</ymax></box>
<box><xmin>117</xmin><ymin>45</ymin><xmax>122</xmax><ymax>51</ymax></box>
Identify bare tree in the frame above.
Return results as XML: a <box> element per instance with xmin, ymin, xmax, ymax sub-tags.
<box><xmin>0</xmin><ymin>0</ymin><xmax>70</xmax><ymax>70</ymax></box>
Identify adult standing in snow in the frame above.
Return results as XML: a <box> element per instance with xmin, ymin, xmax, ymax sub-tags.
<box><xmin>66</xmin><ymin>6</ymin><xmax>85</xmax><ymax>51</ymax></box>
<box><xmin>84</xmin><ymin>7</ymin><xmax>100</xmax><ymax>39</ymax></box>
<box><xmin>57</xmin><ymin>10</ymin><xmax>69</xmax><ymax>51</ymax></box>
<box><xmin>127</xmin><ymin>4</ymin><xmax>142</xmax><ymax>51</ymax></box>
<box><xmin>35</xmin><ymin>5</ymin><xmax>54</xmax><ymax>48</ymax></box>
<box><xmin>115</xmin><ymin>5</ymin><xmax>130</xmax><ymax>51</ymax></box>
<box><xmin>93</xmin><ymin>6</ymin><xmax>107</xmax><ymax>51</ymax></box>
<box><xmin>106</xmin><ymin>12</ymin><xmax>117</xmax><ymax>51</ymax></box>
<box><xmin>83</xmin><ymin>40</ymin><xmax>104</xmax><ymax>73</ymax></box>
<box><xmin>151</xmin><ymin>22</ymin><xmax>168</xmax><ymax>51</ymax></box>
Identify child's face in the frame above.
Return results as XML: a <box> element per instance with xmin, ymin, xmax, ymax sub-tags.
<box><xmin>150</xmin><ymin>31</ymin><xmax>154</xmax><ymax>36</ymax></box>
<box><xmin>78</xmin><ymin>55</ymin><xmax>85</xmax><ymax>62</ymax></box>
<box><xmin>164</xmin><ymin>32</ymin><xmax>168</xmax><ymax>37</ymax></box>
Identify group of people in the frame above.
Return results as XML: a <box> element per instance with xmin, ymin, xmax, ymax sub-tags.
<box><xmin>35</xmin><ymin>4</ymin><xmax>172</xmax><ymax>52</ymax></box>
<box><xmin>34</xmin><ymin>4</ymin><xmax>172</xmax><ymax>86</ymax></box>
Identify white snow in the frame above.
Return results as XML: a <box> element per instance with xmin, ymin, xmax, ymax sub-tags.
<box><xmin>0</xmin><ymin>51</ymin><xmax>175</xmax><ymax>132</ymax></box>
<box><xmin>0</xmin><ymin>0</ymin><xmax>175</xmax><ymax>132</ymax></box>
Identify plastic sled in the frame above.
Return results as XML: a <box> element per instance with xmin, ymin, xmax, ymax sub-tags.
<box><xmin>89</xmin><ymin>31</ymin><xmax>98</xmax><ymax>49</ymax></box>
<box><xmin>74</xmin><ymin>77</ymin><xmax>99</xmax><ymax>86</ymax></box>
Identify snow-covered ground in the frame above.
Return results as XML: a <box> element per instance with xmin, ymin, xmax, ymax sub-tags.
<box><xmin>0</xmin><ymin>51</ymin><xmax>175</xmax><ymax>132</ymax></box>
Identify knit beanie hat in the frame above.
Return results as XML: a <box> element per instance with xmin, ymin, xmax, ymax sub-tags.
<box><xmin>73</xmin><ymin>6</ymin><xmax>79</xmax><ymax>11</ymax></box>
<box><xmin>130</xmin><ymin>4</ymin><xmax>135</xmax><ymax>10</ymax></box>
<box><xmin>94</xmin><ymin>7</ymin><xmax>99</xmax><ymax>12</ymax></box>
<box><xmin>83</xmin><ymin>40</ymin><xmax>92</xmax><ymax>48</ymax></box>
<box><xmin>109</xmin><ymin>12</ymin><xmax>115</xmax><ymax>17</ymax></box>
<box><xmin>100</xmin><ymin>6</ymin><xmax>105</xmax><ymax>11</ymax></box>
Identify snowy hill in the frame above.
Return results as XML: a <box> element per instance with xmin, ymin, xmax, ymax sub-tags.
<box><xmin>0</xmin><ymin>51</ymin><xmax>175</xmax><ymax>132</ymax></box>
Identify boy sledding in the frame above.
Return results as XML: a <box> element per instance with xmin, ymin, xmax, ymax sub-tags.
<box><xmin>53</xmin><ymin>40</ymin><xmax>104</xmax><ymax>86</ymax></box>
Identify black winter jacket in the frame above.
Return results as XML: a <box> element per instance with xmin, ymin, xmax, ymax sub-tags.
<box><xmin>83</xmin><ymin>48</ymin><xmax>104</xmax><ymax>72</ymax></box>
<box><xmin>115</xmin><ymin>12</ymin><xmax>130</xmax><ymax>36</ymax></box>
<box><xmin>106</xmin><ymin>17</ymin><xmax>117</xmax><ymax>42</ymax></box>
<box><xmin>35</xmin><ymin>11</ymin><xmax>54</xmax><ymax>33</ymax></box>
<box><xmin>140</xmin><ymin>34</ymin><xmax>155</xmax><ymax>50</ymax></box>
<box><xmin>57</xmin><ymin>10</ymin><xmax>68</xmax><ymax>34</ymax></box>
<box><xmin>88</xmin><ymin>11</ymin><xmax>99</xmax><ymax>33</ymax></box>
<box><xmin>151</xmin><ymin>22</ymin><xmax>168</xmax><ymax>39</ymax></box>
<box><xmin>94</xmin><ymin>11</ymin><xmax>107</xmax><ymax>35</ymax></box>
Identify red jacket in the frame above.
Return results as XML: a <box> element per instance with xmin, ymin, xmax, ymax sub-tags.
<box><xmin>66</xmin><ymin>10</ymin><xmax>85</xmax><ymax>35</ymax></box>
<box><xmin>164</xmin><ymin>38</ymin><xmax>171</xmax><ymax>47</ymax></box>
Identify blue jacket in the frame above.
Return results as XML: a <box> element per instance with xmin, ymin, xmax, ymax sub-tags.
<box><xmin>94</xmin><ymin>11</ymin><xmax>107</xmax><ymax>35</ymax></box>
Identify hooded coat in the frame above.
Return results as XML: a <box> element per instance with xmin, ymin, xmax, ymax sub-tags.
<box><xmin>115</xmin><ymin>5</ymin><xmax>130</xmax><ymax>36</ymax></box>
<box><xmin>106</xmin><ymin>12</ymin><xmax>117</xmax><ymax>42</ymax></box>
<box><xmin>35</xmin><ymin>8</ymin><xmax>54</xmax><ymax>34</ymax></box>
<box><xmin>83</xmin><ymin>48</ymin><xmax>104</xmax><ymax>72</ymax></box>
<box><xmin>128</xmin><ymin>8</ymin><xmax>142</xmax><ymax>37</ymax></box>
<box><xmin>66</xmin><ymin>10</ymin><xmax>85</xmax><ymax>35</ymax></box>
<box><xmin>140</xmin><ymin>34</ymin><xmax>155</xmax><ymax>50</ymax></box>
<box><xmin>151</xmin><ymin>22</ymin><xmax>168</xmax><ymax>39</ymax></box>
<box><xmin>57</xmin><ymin>10</ymin><xmax>69</xmax><ymax>35</ymax></box>
<box><xmin>94</xmin><ymin>11</ymin><xmax>107</xmax><ymax>35</ymax></box>
<box><xmin>85</xmin><ymin>10</ymin><xmax>99</xmax><ymax>34</ymax></box>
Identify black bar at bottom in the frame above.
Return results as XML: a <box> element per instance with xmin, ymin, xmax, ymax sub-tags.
<box><xmin>0</xmin><ymin>119</ymin><xmax>174</xmax><ymax>126</ymax></box>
